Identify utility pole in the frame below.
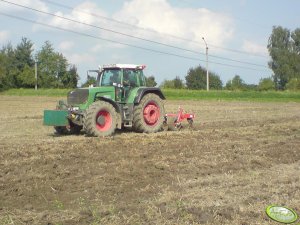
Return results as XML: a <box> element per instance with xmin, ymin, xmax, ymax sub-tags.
<box><xmin>35</xmin><ymin>61</ymin><xmax>38</xmax><ymax>91</ymax></box>
<box><xmin>202</xmin><ymin>37</ymin><xmax>209</xmax><ymax>91</ymax></box>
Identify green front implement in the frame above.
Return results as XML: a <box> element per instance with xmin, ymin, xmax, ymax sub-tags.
<box><xmin>44</xmin><ymin>110</ymin><xmax>68</xmax><ymax>126</ymax></box>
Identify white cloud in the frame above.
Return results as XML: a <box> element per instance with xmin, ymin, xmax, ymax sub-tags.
<box><xmin>90</xmin><ymin>42</ymin><xmax>126</xmax><ymax>53</ymax></box>
<box><xmin>32</xmin><ymin>0</ymin><xmax>234</xmax><ymax>53</ymax></box>
<box><xmin>242</xmin><ymin>40</ymin><xmax>268</xmax><ymax>56</ymax></box>
<box><xmin>114</xmin><ymin>0</ymin><xmax>234</xmax><ymax>49</ymax></box>
<box><xmin>0</xmin><ymin>0</ymin><xmax>48</xmax><ymax>13</ymax></box>
<box><xmin>0</xmin><ymin>30</ymin><xmax>10</xmax><ymax>43</ymax></box>
<box><xmin>46</xmin><ymin>1</ymin><xmax>107</xmax><ymax>31</ymax></box>
<box><xmin>58</xmin><ymin>41</ymin><xmax>75</xmax><ymax>51</ymax></box>
<box><xmin>67</xmin><ymin>53</ymin><xmax>96</xmax><ymax>65</ymax></box>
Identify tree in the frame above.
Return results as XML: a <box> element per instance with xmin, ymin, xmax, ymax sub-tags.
<box><xmin>64</xmin><ymin>65</ymin><xmax>79</xmax><ymax>88</ymax></box>
<box><xmin>268</xmin><ymin>26</ymin><xmax>300</xmax><ymax>90</ymax></box>
<box><xmin>36</xmin><ymin>41</ymin><xmax>55</xmax><ymax>87</ymax></box>
<box><xmin>160</xmin><ymin>76</ymin><xmax>185</xmax><ymax>89</ymax></box>
<box><xmin>14</xmin><ymin>37</ymin><xmax>35</xmax><ymax>87</ymax></box>
<box><xmin>0</xmin><ymin>52</ymin><xmax>7</xmax><ymax>90</ymax></box>
<box><xmin>0</xmin><ymin>39</ymin><xmax>77</xmax><ymax>90</ymax></box>
<box><xmin>258</xmin><ymin>77</ymin><xmax>275</xmax><ymax>91</ymax></box>
<box><xmin>145</xmin><ymin>75</ymin><xmax>157</xmax><ymax>87</ymax></box>
<box><xmin>173</xmin><ymin>76</ymin><xmax>184</xmax><ymax>89</ymax></box>
<box><xmin>286</xmin><ymin>78</ymin><xmax>300</xmax><ymax>90</ymax></box>
<box><xmin>14</xmin><ymin>37</ymin><xmax>34</xmax><ymax>70</ymax></box>
<box><xmin>209</xmin><ymin>73</ymin><xmax>223</xmax><ymax>90</ymax></box>
<box><xmin>36</xmin><ymin>41</ymin><xmax>70</xmax><ymax>88</ymax></box>
<box><xmin>185</xmin><ymin>66</ymin><xmax>206</xmax><ymax>89</ymax></box>
<box><xmin>160</xmin><ymin>79</ymin><xmax>175</xmax><ymax>89</ymax></box>
<box><xmin>1</xmin><ymin>43</ymin><xmax>17</xmax><ymax>88</ymax></box>
<box><xmin>17</xmin><ymin>64</ymin><xmax>35</xmax><ymax>88</ymax></box>
<box><xmin>81</xmin><ymin>75</ymin><xmax>97</xmax><ymax>87</ymax></box>
<box><xmin>185</xmin><ymin>65</ymin><xmax>222</xmax><ymax>90</ymax></box>
<box><xmin>225</xmin><ymin>75</ymin><xmax>246</xmax><ymax>90</ymax></box>
<box><xmin>58</xmin><ymin>64</ymin><xmax>78</xmax><ymax>88</ymax></box>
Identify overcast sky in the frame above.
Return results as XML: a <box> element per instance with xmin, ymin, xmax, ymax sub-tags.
<box><xmin>0</xmin><ymin>0</ymin><xmax>299</xmax><ymax>86</ymax></box>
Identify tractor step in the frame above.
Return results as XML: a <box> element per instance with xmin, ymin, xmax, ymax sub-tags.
<box><xmin>123</xmin><ymin>121</ymin><xmax>132</xmax><ymax>127</ymax></box>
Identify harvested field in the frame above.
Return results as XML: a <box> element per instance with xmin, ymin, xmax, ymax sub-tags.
<box><xmin>0</xmin><ymin>95</ymin><xmax>299</xmax><ymax>225</ymax></box>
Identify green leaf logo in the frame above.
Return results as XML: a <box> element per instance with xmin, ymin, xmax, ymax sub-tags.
<box><xmin>266</xmin><ymin>205</ymin><xmax>298</xmax><ymax>224</ymax></box>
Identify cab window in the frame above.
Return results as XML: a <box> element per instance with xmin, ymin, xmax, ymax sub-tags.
<box><xmin>123</xmin><ymin>69</ymin><xmax>145</xmax><ymax>87</ymax></box>
<box><xmin>100</xmin><ymin>69</ymin><xmax>121</xmax><ymax>86</ymax></box>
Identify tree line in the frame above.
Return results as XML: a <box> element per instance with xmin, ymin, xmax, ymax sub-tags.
<box><xmin>150</xmin><ymin>26</ymin><xmax>300</xmax><ymax>91</ymax></box>
<box><xmin>0</xmin><ymin>37</ymin><xmax>78</xmax><ymax>91</ymax></box>
<box><xmin>1</xmin><ymin>26</ymin><xmax>300</xmax><ymax>91</ymax></box>
<box><xmin>151</xmin><ymin>65</ymin><xmax>275</xmax><ymax>91</ymax></box>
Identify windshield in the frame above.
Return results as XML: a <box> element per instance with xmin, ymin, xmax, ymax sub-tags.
<box><xmin>100</xmin><ymin>68</ymin><xmax>146</xmax><ymax>87</ymax></box>
<box><xmin>123</xmin><ymin>69</ymin><xmax>145</xmax><ymax>87</ymax></box>
<box><xmin>100</xmin><ymin>69</ymin><xmax>121</xmax><ymax>86</ymax></box>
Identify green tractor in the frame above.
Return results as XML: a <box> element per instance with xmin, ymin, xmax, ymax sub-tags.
<box><xmin>44</xmin><ymin>64</ymin><xmax>165</xmax><ymax>136</ymax></box>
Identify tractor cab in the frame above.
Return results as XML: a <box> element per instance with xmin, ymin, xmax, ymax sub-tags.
<box><xmin>96</xmin><ymin>64</ymin><xmax>147</xmax><ymax>101</ymax></box>
<box><xmin>97</xmin><ymin>64</ymin><xmax>146</xmax><ymax>87</ymax></box>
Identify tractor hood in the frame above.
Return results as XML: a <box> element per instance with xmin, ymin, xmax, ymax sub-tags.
<box><xmin>67</xmin><ymin>88</ymin><xmax>89</xmax><ymax>105</ymax></box>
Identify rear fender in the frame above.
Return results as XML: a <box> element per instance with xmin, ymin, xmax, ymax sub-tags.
<box><xmin>134</xmin><ymin>87</ymin><xmax>165</xmax><ymax>104</ymax></box>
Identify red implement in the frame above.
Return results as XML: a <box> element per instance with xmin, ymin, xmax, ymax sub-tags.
<box><xmin>163</xmin><ymin>107</ymin><xmax>195</xmax><ymax>131</ymax></box>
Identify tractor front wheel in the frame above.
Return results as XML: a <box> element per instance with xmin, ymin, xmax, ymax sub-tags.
<box><xmin>83</xmin><ymin>101</ymin><xmax>117</xmax><ymax>137</ymax></box>
<box><xmin>133</xmin><ymin>93</ymin><xmax>165</xmax><ymax>133</ymax></box>
<box><xmin>54</xmin><ymin>121</ymin><xmax>82</xmax><ymax>135</ymax></box>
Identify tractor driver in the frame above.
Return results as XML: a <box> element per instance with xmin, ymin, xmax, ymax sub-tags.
<box><xmin>123</xmin><ymin>70</ymin><xmax>131</xmax><ymax>87</ymax></box>
<box><xmin>110</xmin><ymin>70</ymin><xmax>121</xmax><ymax>85</ymax></box>
<box><xmin>123</xmin><ymin>69</ymin><xmax>137</xmax><ymax>87</ymax></box>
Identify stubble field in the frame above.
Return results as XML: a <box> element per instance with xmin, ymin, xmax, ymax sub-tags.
<box><xmin>0</xmin><ymin>95</ymin><xmax>299</xmax><ymax>225</ymax></box>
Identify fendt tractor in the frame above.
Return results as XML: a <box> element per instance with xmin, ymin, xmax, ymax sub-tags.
<box><xmin>44</xmin><ymin>64</ymin><xmax>166</xmax><ymax>137</ymax></box>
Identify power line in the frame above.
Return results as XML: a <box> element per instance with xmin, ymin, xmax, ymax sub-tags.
<box><xmin>0</xmin><ymin>12</ymin><xmax>198</xmax><ymax>61</ymax></box>
<box><xmin>39</xmin><ymin>0</ymin><xmax>269</xmax><ymax>59</ymax></box>
<box><xmin>0</xmin><ymin>0</ymin><xmax>269</xmax><ymax>69</ymax></box>
<box><xmin>0</xmin><ymin>0</ymin><xmax>199</xmax><ymax>55</ymax></box>
<box><xmin>0</xmin><ymin>11</ymin><xmax>270</xmax><ymax>73</ymax></box>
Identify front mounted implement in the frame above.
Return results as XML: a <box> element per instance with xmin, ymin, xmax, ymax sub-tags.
<box><xmin>44</xmin><ymin>109</ymin><xmax>68</xmax><ymax>126</ymax></box>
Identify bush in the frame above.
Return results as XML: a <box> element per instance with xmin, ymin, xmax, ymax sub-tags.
<box><xmin>286</xmin><ymin>78</ymin><xmax>300</xmax><ymax>90</ymax></box>
<box><xmin>258</xmin><ymin>77</ymin><xmax>275</xmax><ymax>91</ymax></box>
<box><xmin>225</xmin><ymin>75</ymin><xmax>246</xmax><ymax>90</ymax></box>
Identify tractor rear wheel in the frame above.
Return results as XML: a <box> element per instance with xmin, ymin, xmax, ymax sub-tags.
<box><xmin>133</xmin><ymin>93</ymin><xmax>165</xmax><ymax>133</ymax></box>
<box><xmin>83</xmin><ymin>101</ymin><xmax>117</xmax><ymax>137</ymax></box>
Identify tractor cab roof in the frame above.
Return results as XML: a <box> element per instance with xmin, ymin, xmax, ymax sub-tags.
<box><xmin>101</xmin><ymin>64</ymin><xmax>146</xmax><ymax>70</ymax></box>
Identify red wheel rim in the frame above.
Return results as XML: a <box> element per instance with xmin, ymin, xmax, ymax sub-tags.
<box><xmin>143</xmin><ymin>102</ymin><xmax>160</xmax><ymax>126</ymax></box>
<box><xmin>96</xmin><ymin>110</ymin><xmax>112</xmax><ymax>131</ymax></box>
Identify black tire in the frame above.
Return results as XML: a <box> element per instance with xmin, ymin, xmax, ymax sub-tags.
<box><xmin>187</xmin><ymin>118</ymin><xmax>194</xmax><ymax>130</ymax></box>
<box><xmin>166</xmin><ymin>118</ymin><xmax>181</xmax><ymax>131</ymax></box>
<box><xmin>54</xmin><ymin>121</ymin><xmax>82</xmax><ymax>135</ymax></box>
<box><xmin>83</xmin><ymin>101</ymin><xmax>117</xmax><ymax>137</ymax></box>
<box><xmin>133</xmin><ymin>93</ymin><xmax>165</xmax><ymax>133</ymax></box>
<box><xmin>54</xmin><ymin>126</ymin><xmax>69</xmax><ymax>135</ymax></box>
<box><xmin>69</xmin><ymin>122</ymin><xmax>83</xmax><ymax>134</ymax></box>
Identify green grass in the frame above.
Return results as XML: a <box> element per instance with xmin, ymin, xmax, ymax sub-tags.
<box><xmin>1</xmin><ymin>88</ymin><xmax>300</xmax><ymax>102</ymax></box>
<box><xmin>162</xmin><ymin>88</ymin><xmax>300</xmax><ymax>102</ymax></box>
<box><xmin>0</xmin><ymin>88</ymin><xmax>71</xmax><ymax>97</ymax></box>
